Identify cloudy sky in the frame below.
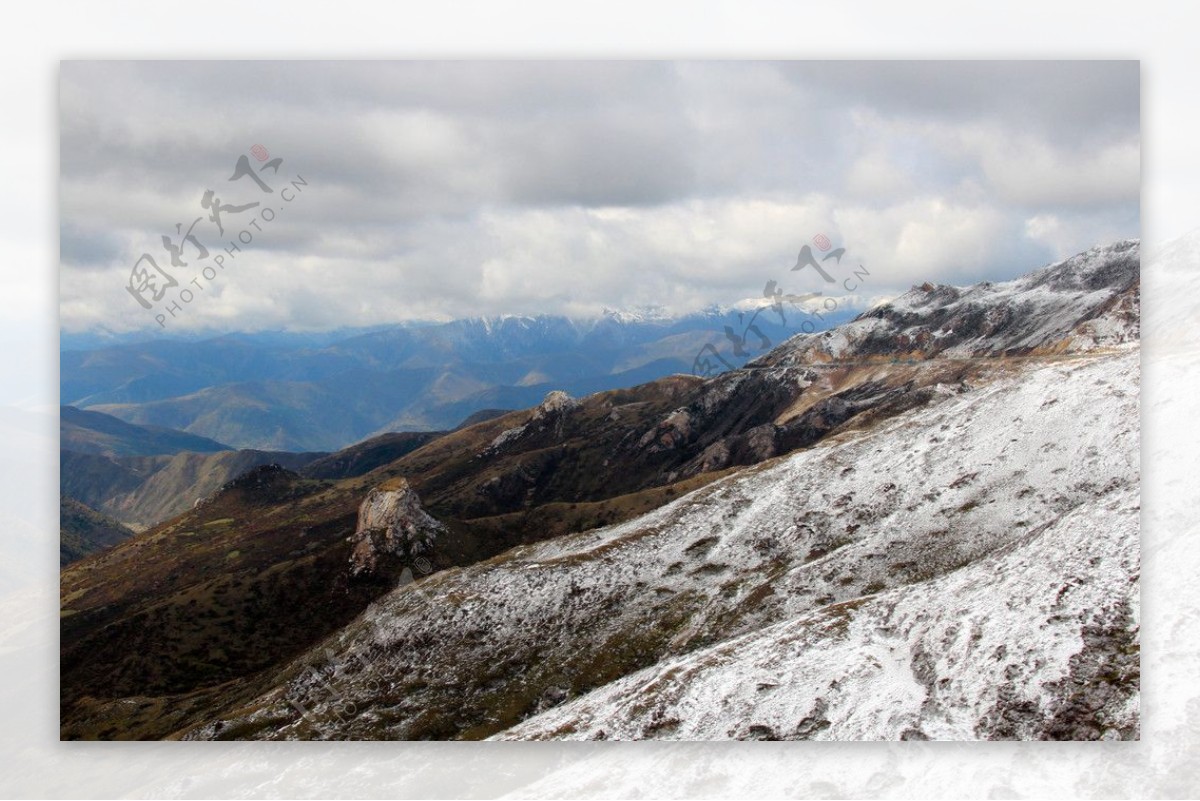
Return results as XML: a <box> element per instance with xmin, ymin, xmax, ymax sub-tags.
<box><xmin>59</xmin><ymin>60</ymin><xmax>1139</xmax><ymax>334</ymax></box>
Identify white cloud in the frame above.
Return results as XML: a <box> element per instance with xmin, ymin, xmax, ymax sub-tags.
<box><xmin>58</xmin><ymin>61</ymin><xmax>1140</xmax><ymax>333</ymax></box>
<box><xmin>956</xmin><ymin>128</ymin><xmax>1140</xmax><ymax>206</ymax></box>
<box><xmin>844</xmin><ymin>149</ymin><xmax>914</xmax><ymax>199</ymax></box>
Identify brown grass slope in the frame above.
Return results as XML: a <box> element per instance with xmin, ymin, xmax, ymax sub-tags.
<box><xmin>59</xmin><ymin>496</ymin><xmax>135</xmax><ymax>566</ymax></box>
<box><xmin>60</xmin><ymin>243</ymin><xmax>1139</xmax><ymax>739</ymax></box>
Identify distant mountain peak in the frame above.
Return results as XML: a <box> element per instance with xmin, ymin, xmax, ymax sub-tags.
<box><xmin>762</xmin><ymin>240</ymin><xmax>1140</xmax><ymax>367</ymax></box>
<box><xmin>597</xmin><ymin>304</ymin><xmax>674</xmax><ymax>325</ymax></box>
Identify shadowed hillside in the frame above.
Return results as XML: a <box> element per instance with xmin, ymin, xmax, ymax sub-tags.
<box><xmin>60</xmin><ymin>242</ymin><xmax>1140</xmax><ymax>740</ymax></box>
<box><xmin>60</xmin><ymin>496</ymin><xmax>135</xmax><ymax>566</ymax></box>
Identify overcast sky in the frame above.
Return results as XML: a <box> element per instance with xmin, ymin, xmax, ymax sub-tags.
<box><xmin>59</xmin><ymin>60</ymin><xmax>1139</xmax><ymax>334</ymax></box>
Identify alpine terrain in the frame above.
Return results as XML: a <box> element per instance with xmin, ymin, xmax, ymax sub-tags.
<box><xmin>60</xmin><ymin>240</ymin><xmax>1140</xmax><ymax>741</ymax></box>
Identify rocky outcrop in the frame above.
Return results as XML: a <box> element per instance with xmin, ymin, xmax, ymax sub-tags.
<box><xmin>349</xmin><ymin>478</ymin><xmax>444</xmax><ymax>578</ymax></box>
<box><xmin>533</xmin><ymin>390</ymin><xmax>578</xmax><ymax>419</ymax></box>
<box><xmin>620</xmin><ymin>241</ymin><xmax>1140</xmax><ymax>479</ymax></box>
<box><xmin>486</xmin><ymin>390</ymin><xmax>579</xmax><ymax>452</ymax></box>
<box><xmin>763</xmin><ymin>239</ymin><xmax>1140</xmax><ymax>367</ymax></box>
<box><xmin>199</xmin><ymin>462</ymin><xmax>314</xmax><ymax>509</ymax></box>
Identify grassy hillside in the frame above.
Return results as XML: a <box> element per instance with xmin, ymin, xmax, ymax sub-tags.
<box><xmin>61</xmin><ymin>448</ymin><xmax>326</xmax><ymax>531</ymax></box>
<box><xmin>60</xmin><ymin>496</ymin><xmax>134</xmax><ymax>566</ymax></box>
<box><xmin>58</xmin><ymin>243</ymin><xmax>1141</xmax><ymax>740</ymax></box>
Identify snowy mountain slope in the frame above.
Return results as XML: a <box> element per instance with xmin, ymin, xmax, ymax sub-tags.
<box><xmin>626</xmin><ymin>239</ymin><xmax>1138</xmax><ymax>482</ymax></box>
<box><xmin>183</xmin><ymin>345</ymin><xmax>1138</xmax><ymax>741</ymax></box>
<box><xmin>760</xmin><ymin>239</ymin><xmax>1138</xmax><ymax>366</ymax></box>
<box><xmin>499</xmin><ymin>485</ymin><xmax>1137</xmax><ymax>741</ymax></box>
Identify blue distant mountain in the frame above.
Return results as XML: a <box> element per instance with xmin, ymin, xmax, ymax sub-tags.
<box><xmin>60</xmin><ymin>306</ymin><xmax>858</xmax><ymax>451</ymax></box>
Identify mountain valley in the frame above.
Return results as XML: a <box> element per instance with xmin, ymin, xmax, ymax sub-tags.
<box><xmin>59</xmin><ymin>241</ymin><xmax>1141</xmax><ymax>741</ymax></box>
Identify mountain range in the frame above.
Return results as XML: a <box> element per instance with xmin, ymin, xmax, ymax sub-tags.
<box><xmin>59</xmin><ymin>240</ymin><xmax>1140</xmax><ymax>740</ymax></box>
<box><xmin>57</xmin><ymin>405</ymin><xmax>513</xmax><ymax>546</ymax></box>
<box><xmin>61</xmin><ymin>305</ymin><xmax>858</xmax><ymax>452</ymax></box>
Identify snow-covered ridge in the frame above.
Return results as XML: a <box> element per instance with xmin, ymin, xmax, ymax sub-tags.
<box><xmin>499</xmin><ymin>486</ymin><xmax>1137</xmax><ymax>741</ymax></box>
<box><xmin>503</xmin><ymin>350</ymin><xmax>1140</xmax><ymax>740</ymax></box>
<box><xmin>761</xmin><ymin>239</ymin><xmax>1139</xmax><ymax>366</ymax></box>
<box><xmin>186</xmin><ymin>345</ymin><xmax>1139</xmax><ymax>741</ymax></box>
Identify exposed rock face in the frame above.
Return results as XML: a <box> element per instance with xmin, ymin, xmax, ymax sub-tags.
<box><xmin>534</xmin><ymin>390</ymin><xmax>578</xmax><ymax>419</ymax></box>
<box><xmin>621</xmin><ymin>240</ymin><xmax>1141</xmax><ymax>479</ymax></box>
<box><xmin>637</xmin><ymin>409</ymin><xmax>693</xmax><ymax>452</ymax></box>
<box><xmin>487</xmin><ymin>390</ymin><xmax>579</xmax><ymax>453</ymax></box>
<box><xmin>349</xmin><ymin>478</ymin><xmax>444</xmax><ymax>578</ymax></box>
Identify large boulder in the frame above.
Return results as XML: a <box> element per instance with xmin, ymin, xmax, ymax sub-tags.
<box><xmin>349</xmin><ymin>478</ymin><xmax>444</xmax><ymax>578</ymax></box>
